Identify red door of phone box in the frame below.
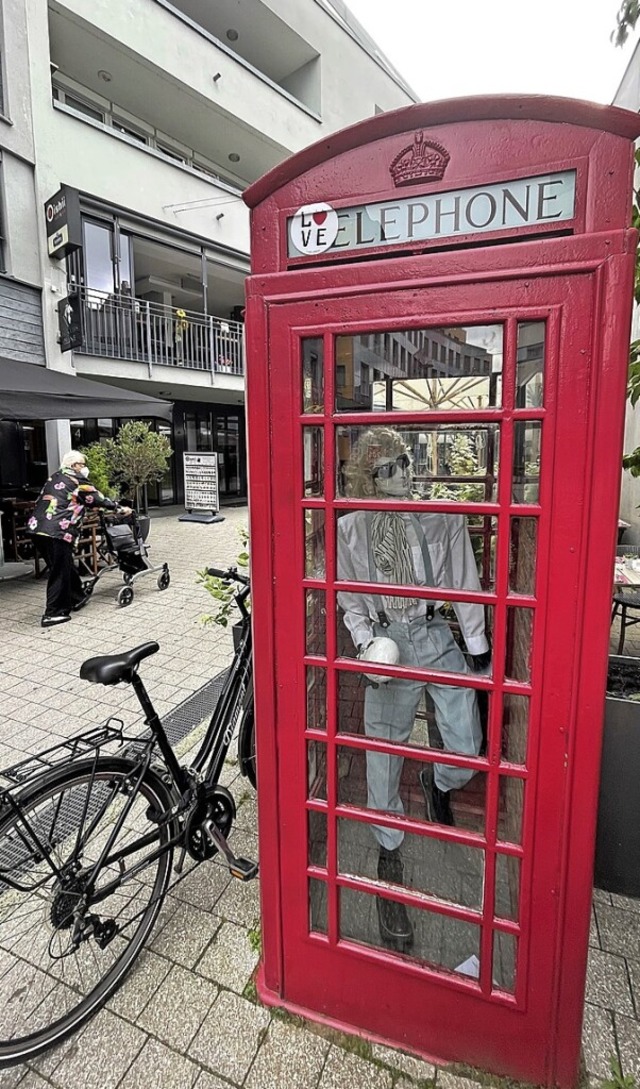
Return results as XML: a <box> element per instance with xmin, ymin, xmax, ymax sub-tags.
<box><xmin>242</xmin><ymin>97</ymin><xmax>640</xmax><ymax>1087</ymax></box>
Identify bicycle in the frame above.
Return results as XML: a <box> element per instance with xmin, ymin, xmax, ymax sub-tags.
<box><xmin>0</xmin><ymin>565</ymin><xmax>255</xmax><ymax>1067</ymax></box>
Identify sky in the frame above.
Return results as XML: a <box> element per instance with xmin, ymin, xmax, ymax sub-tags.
<box><xmin>343</xmin><ymin>0</ymin><xmax>639</xmax><ymax>106</ymax></box>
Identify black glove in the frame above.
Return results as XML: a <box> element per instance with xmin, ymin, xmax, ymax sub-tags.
<box><xmin>470</xmin><ymin>649</ymin><xmax>492</xmax><ymax>673</ymax></box>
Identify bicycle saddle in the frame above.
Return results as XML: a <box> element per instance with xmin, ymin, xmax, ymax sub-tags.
<box><xmin>80</xmin><ymin>642</ymin><xmax>159</xmax><ymax>685</ymax></box>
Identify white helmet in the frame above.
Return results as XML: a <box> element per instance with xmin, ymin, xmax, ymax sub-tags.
<box><xmin>359</xmin><ymin>636</ymin><xmax>400</xmax><ymax>684</ymax></box>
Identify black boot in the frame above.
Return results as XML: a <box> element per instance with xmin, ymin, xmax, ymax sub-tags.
<box><xmin>376</xmin><ymin>846</ymin><xmax>414</xmax><ymax>953</ymax></box>
<box><xmin>419</xmin><ymin>764</ymin><xmax>454</xmax><ymax>826</ymax></box>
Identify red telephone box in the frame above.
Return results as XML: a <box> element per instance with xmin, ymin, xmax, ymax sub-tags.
<box><xmin>243</xmin><ymin>97</ymin><xmax>640</xmax><ymax>1087</ymax></box>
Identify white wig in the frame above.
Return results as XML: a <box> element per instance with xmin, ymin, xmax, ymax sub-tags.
<box><xmin>60</xmin><ymin>450</ymin><xmax>86</xmax><ymax>469</ymax></box>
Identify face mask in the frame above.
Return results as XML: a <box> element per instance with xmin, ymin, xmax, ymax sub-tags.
<box><xmin>78</xmin><ymin>466</ymin><xmax>90</xmax><ymax>479</ymax></box>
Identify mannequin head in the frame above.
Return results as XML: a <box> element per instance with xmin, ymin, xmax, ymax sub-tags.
<box><xmin>343</xmin><ymin>427</ymin><xmax>412</xmax><ymax>499</ymax></box>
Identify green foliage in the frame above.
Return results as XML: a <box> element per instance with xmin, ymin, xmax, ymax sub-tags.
<box><xmin>79</xmin><ymin>442</ymin><xmax>119</xmax><ymax>499</ymax></box>
<box><xmin>612</xmin><ymin>0</ymin><xmax>640</xmax><ymax>46</ymax></box>
<box><xmin>428</xmin><ymin>434</ymin><xmax>486</xmax><ymax>503</ymax></box>
<box><xmin>247</xmin><ymin>925</ymin><xmax>261</xmax><ymax>953</ymax></box>
<box><xmin>602</xmin><ymin>1055</ymin><xmax>636</xmax><ymax>1089</ymax></box>
<box><xmin>102</xmin><ymin>421</ymin><xmax>172</xmax><ymax>507</ymax></box>
<box><xmin>197</xmin><ymin>528</ymin><xmax>249</xmax><ymax>628</ymax></box>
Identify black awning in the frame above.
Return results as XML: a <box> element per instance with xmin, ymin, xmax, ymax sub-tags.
<box><xmin>0</xmin><ymin>357</ymin><xmax>172</xmax><ymax>422</ymax></box>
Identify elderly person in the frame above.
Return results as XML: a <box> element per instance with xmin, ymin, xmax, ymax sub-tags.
<box><xmin>28</xmin><ymin>450</ymin><xmax>130</xmax><ymax>628</ymax></box>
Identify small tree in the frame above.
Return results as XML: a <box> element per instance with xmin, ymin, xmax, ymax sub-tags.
<box><xmin>79</xmin><ymin>442</ymin><xmax>119</xmax><ymax>499</ymax></box>
<box><xmin>103</xmin><ymin>421</ymin><xmax>172</xmax><ymax>510</ymax></box>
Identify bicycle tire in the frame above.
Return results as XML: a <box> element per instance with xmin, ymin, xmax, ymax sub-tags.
<box><xmin>238</xmin><ymin>697</ymin><xmax>256</xmax><ymax>790</ymax></box>
<box><xmin>0</xmin><ymin>755</ymin><xmax>174</xmax><ymax>1067</ymax></box>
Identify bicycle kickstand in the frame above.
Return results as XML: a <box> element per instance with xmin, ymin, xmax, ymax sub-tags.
<box><xmin>203</xmin><ymin>820</ymin><xmax>258</xmax><ymax>881</ymax></box>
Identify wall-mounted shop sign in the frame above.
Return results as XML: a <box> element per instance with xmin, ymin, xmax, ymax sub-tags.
<box><xmin>44</xmin><ymin>185</ymin><xmax>82</xmax><ymax>259</ymax></box>
<box><xmin>287</xmin><ymin>170</ymin><xmax>576</xmax><ymax>258</ymax></box>
<box><xmin>57</xmin><ymin>294</ymin><xmax>82</xmax><ymax>352</ymax></box>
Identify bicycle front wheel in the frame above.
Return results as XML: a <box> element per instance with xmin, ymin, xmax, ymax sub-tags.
<box><xmin>0</xmin><ymin>756</ymin><xmax>174</xmax><ymax>1067</ymax></box>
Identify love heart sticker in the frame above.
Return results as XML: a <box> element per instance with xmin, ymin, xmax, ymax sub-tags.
<box><xmin>289</xmin><ymin>203</ymin><xmax>339</xmax><ymax>255</ymax></box>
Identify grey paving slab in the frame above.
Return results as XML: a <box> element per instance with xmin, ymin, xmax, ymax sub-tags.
<box><xmin>149</xmin><ymin>901</ymin><xmax>219</xmax><ymax>969</ymax></box>
<box><xmin>586</xmin><ymin>947</ymin><xmax>635</xmax><ymax>1016</ymax></box>
<box><xmin>616</xmin><ymin>1013</ymin><xmax>640</xmax><ymax>1080</ymax></box>
<box><xmin>437</xmin><ymin>1074</ymin><xmax>484</xmax><ymax>1089</ymax></box>
<box><xmin>589</xmin><ymin>905</ymin><xmax>600</xmax><ymax>949</ymax></box>
<box><xmin>44</xmin><ymin>1010</ymin><xmax>147</xmax><ymax>1089</ymax></box>
<box><xmin>581</xmin><ymin>1002</ymin><xmax>618</xmax><ymax>1080</ymax></box>
<box><xmin>106</xmin><ymin>950</ymin><xmax>172</xmax><ymax>1022</ymax></box>
<box><xmin>170</xmin><ymin>861</ymin><xmax>231</xmax><ymax>914</ymax></box>
<box><xmin>611</xmin><ymin>893</ymin><xmax>640</xmax><ymax>915</ymax></box>
<box><xmin>593</xmin><ymin>903</ymin><xmax>640</xmax><ymax>957</ymax></box>
<box><xmin>0</xmin><ymin>1066</ymin><xmax>27</xmax><ymax>1089</ymax></box>
<box><xmin>317</xmin><ymin>1045</ymin><xmax>393</xmax><ymax>1089</ymax></box>
<box><xmin>136</xmin><ymin>964</ymin><xmax>218</xmax><ymax>1052</ymax></box>
<box><xmin>189</xmin><ymin>990</ymin><xmax>270</xmax><ymax>1084</ymax></box>
<box><xmin>196</xmin><ymin>920</ymin><xmax>260</xmax><ymax>993</ymax></box>
<box><xmin>371</xmin><ymin>1041</ymin><xmax>436</xmax><ymax>1080</ymax></box>
<box><xmin>12</xmin><ymin>1075</ymin><xmax>49</xmax><ymax>1089</ymax></box>
<box><xmin>245</xmin><ymin>1019</ymin><xmax>329</xmax><ymax>1089</ymax></box>
<box><xmin>213</xmin><ymin>873</ymin><xmax>261</xmax><ymax>928</ymax></box>
<box><xmin>118</xmin><ymin>1038</ymin><xmax>200</xmax><ymax>1089</ymax></box>
<box><xmin>194</xmin><ymin>1071</ymin><xmax>237</xmax><ymax>1089</ymax></box>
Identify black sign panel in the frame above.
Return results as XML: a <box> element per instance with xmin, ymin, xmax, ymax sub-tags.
<box><xmin>44</xmin><ymin>185</ymin><xmax>82</xmax><ymax>260</ymax></box>
<box><xmin>58</xmin><ymin>294</ymin><xmax>83</xmax><ymax>352</ymax></box>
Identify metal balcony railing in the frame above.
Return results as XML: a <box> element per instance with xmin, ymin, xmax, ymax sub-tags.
<box><xmin>74</xmin><ymin>286</ymin><xmax>244</xmax><ymax>376</ymax></box>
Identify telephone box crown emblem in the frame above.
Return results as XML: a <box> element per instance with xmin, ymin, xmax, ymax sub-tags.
<box><xmin>389</xmin><ymin>131</ymin><xmax>450</xmax><ymax>187</ymax></box>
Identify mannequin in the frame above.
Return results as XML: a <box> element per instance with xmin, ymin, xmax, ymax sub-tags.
<box><xmin>337</xmin><ymin>426</ymin><xmax>490</xmax><ymax>952</ymax></box>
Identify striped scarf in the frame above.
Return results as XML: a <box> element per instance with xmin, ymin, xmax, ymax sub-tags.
<box><xmin>371</xmin><ymin>511</ymin><xmax>419</xmax><ymax>610</ymax></box>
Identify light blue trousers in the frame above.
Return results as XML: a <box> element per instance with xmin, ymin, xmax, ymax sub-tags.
<box><xmin>364</xmin><ymin>614</ymin><xmax>482</xmax><ymax>850</ymax></box>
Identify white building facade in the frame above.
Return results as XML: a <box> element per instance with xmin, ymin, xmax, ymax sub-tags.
<box><xmin>1</xmin><ymin>0</ymin><xmax>416</xmax><ymax>505</ymax></box>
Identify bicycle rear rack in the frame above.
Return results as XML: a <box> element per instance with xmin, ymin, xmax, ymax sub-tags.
<box><xmin>0</xmin><ymin>722</ymin><xmax>126</xmax><ymax>790</ymax></box>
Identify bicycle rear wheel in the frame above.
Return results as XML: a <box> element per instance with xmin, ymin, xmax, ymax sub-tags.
<box><xmin>0</xmin><ymin>756</ymin><xmax>174</xmax><ymax>1067</ymax></box>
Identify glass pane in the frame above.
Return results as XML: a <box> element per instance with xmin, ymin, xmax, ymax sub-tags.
<box><xmin>509</xmin><ymin>518</ymin><xmax>538</xmax><ymax>596</ymax></box>
<box><xmin>336</xmin><ymin>590</ymin><xmax>493</xmax><ymax>680</ymax></box>
<box><xmin>335</xmin><ymin>325</ymin><xmax>503</xmax><ymax>412</ymax></box>
<box><xmin>493</xmin><ymin>931</ymin><xmax>517</xmax><ymax>993</ymax></box>
<box><xmin>304</xmin><ymin>510</ymin><xmax>325</xmax><ymax>578</ymax></box>
<box><xmin>303</xmin><ymin>428</ymin><xmax>324</xmax><ymax>497</ymax></box>
<box><xmin>83</xmin><ymin>221</ymin><xmax>115</xmax><ymax>294</ymax></box>
<box><xmin>501</xmin><ymin>694</ymin><xmax>529</xmax><ymax>766</ymax></box>
<box><xmin>495</xmin><ymin>853</ymin><xmax>520</xmax><ymax>922</ymax></box>
<box><xmin>306</xmin><ymin>590</ymin><xmax>326</xmax><ymax>656</ymax></box>
<box><xmin>336</xmin><ymin>747</ymin><xmax>488</xmax><ymax>837</ymax></box>
<box><xmin>512</xmin><ymin>421</ymin><xmax>541</xmax><ymax>503</ymax></box>
<box><xmin>337</xmin><ymin>509</ymin><xmax>496</xmax><ymax>593</ymax></box>
<box><xmin>516</xmin><ymin>322</ymin><xmax>545</xmax><ymax>409</ymax></box>
<box><xmin>338</xmin><ymin>819</ymin><xmax>484</xmax><ymax>910</ymax></box>
<box><xmin>497</xmin><ymin>776</ymin><xmax>525</xmax><ymax>845</ymax></box>
<box><xmin>308</xmin><ymin>809</ymin><xmax>327</xmax><ymax>867</ymax></box>
<box><xmin>336</xmin><ymin>423</ymin><xmax>498</xmax><ymax>502</ymax></box>
<box><xmin>302</xmin><ymin>337</ymin><xmax>324</xmax><ymax>413</ymax></box>
<box><xmin>309</xmin><ymin>878</ymin><xmax>327</xmax><ymax>934</ymax></box>
<box><xmin>306</xmin><ymin>667</ymin><xmax>327</xmax><ymax>732</ymax></box>
<box><xmin>308</xmin><ymin>742</ymin><xmax>326</xmax><ymax>801</ymax></box>
<box><xmin>340</xmin><ymin>885</ymin><xmax>481</xmax><ymax>973</ymax></box>
<box><xmin>506</xmin><ymin>608</ymin><xmax>533</xmax><ymax>684</ymax></box>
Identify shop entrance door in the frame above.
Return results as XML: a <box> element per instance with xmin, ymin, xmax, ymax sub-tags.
<box><xmin>265</xmin><ymin>268</ymin><xmax>599</xmax><ymax>1084</ymax></box>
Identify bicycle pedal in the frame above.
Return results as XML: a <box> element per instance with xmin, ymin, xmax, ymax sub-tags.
<box><xmin>229</xmin><ymin>856</ymin><xmax>258</xmax><ymax>881</ymax></box>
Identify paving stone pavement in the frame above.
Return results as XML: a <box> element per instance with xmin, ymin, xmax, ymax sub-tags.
<box><xmin>0</xmin><ymin>515</ymin><xmax>636</xmax><ymax>1088</ymax></box>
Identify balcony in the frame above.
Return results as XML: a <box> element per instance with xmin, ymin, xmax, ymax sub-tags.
<box><xmin>74</xmin><ymin>287</ymin><xmax>244</xmax><ymax>378</ymax></box>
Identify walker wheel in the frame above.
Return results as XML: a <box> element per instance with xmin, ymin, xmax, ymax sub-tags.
<box><xmin>157</xmin><ymin>569</ymin><xmax>171</xmax><ymax>591</ymax></box>
<box><xmin>116</xmin><ymin>586</ymin><xmax>134</xmax><ymax>608</ymax></box>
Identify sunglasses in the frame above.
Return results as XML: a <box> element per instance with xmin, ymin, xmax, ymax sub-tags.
<box><xmin>371</xmin><ymin>453</ymin><xmax>411</xmax><ymax>480</ymax></box>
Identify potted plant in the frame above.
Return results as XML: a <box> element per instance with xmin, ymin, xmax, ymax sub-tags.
<box><xmin>197</xmin><ymin>529</ymin><xmax>249</xmax><ymax>650</ymax></box>
<box><xmin>102</xmin><ymin>421</ymin><xmax>172</xmax><ymax>513</ymax></box>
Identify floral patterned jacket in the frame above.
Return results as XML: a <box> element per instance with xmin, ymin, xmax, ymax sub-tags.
<box><xmin>28</xmin><ymin>470</ymin><xmax>118</xmax><ymax>545</ymax></box>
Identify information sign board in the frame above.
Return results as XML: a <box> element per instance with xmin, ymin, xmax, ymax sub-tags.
<box><xmin>183</xmin><ymin>452</ymin><xmax>219</xmax><ymax>512</ymax></box>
